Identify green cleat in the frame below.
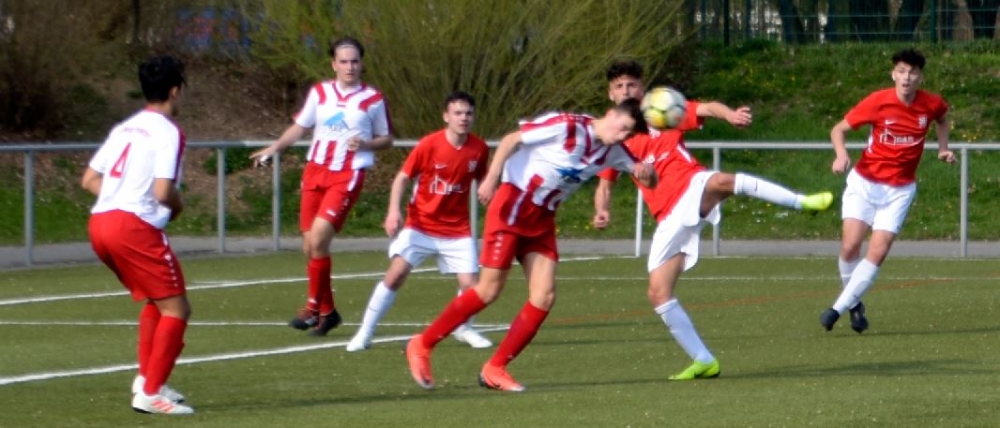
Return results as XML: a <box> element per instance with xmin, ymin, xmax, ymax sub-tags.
<box><xmin>668</xmin><ymin>359</ymin><xmax>721</xmax><ymax>381</ymax></box>
<box><xmin>801</xmin><ymin>191</ymin><xmax>834</xmax><ymax>212</ymax></box>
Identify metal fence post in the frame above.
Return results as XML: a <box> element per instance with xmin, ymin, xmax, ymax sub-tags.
<box><xmin>960</xmin><ymin>146</ymin><xmax>968</xmax><ymax>257</ymax></box>
<box><xmin>24</xmin><ymin>151</ymin><xmax>35</xmax><ymax>267</ymax></box>
<box><xmin>216</xmin><ymin>147</ymin><xmax>226</xmax><ymax>254</ymax></box>
<box><xmin>272</xmin><ymin>151</ymin><xmax>282</xmax><ymax>251</ymax></box>
<box><xmin>712</xmin><ymin>146</ymin><xmax>721</xmax><ymax>256</ymax></box>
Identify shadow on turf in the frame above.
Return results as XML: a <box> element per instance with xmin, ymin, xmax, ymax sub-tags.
<box><xmin>728</xmin><ymin>358</ymin><xmax>992</xmax><ymax>380</ymax></box>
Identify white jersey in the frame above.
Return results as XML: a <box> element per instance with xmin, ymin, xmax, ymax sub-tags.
<box><xmin>503</xmin><ymin>112</ymin><xmax>637</xmax><ymax>210</ymax></box>
<box><xmin>89</xmin><ymin>109</ymin><xmax>185</xmax><ymax>230</ymax></box>
<box><xmin>295</xmin><ymin>81</ymin><xmax>391</xmax><ymax>171</ymax></box>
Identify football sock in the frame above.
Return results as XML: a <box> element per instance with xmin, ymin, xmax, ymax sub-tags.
<box><xmin>357</xmin><ymin>281</ymin><xmax>396</xmax><ymax>337</ymax></box>
<box><xmin>143</xmin><ymin>316</ymin><xmax>187</xmax><ymax>395</ymax></box>
<box><xmin>420</xmin><ymin>289</ymin><xmax>487</xmax><ymax>349</ymax></box>
<box><xmin>656</xmin><ymin>299</ymin><xmax>714</xmax><ymax>363</ymax></box>
<box><xmin>309</xmin><ymin>257</ymin><xmax>334</xmax><ymax>314</ymax></box>
<box><xmin>734</xmin><ymin>173</ymin><xmax>802</xmax><ymax>209</ymax></box>
<box><xmin>838</xmin><ymin>257</ymin><xmax>861</xmax><ymax>288</ymax></box>
<box><xmin>488</xmin><ymin>302</ymin><xmax>549</xmax><ymax>368</ymax></box>
<box><xmin>833</xmin><ymin>259</ymin><xmax>880</xmax><ymax>313</ymax></box>
<box><xmin>137</xmin><ymin>302</ymin><xmax>161</xmax><ymax>377</ymax></box>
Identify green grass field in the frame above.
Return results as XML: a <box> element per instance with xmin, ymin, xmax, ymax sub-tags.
<box><xmin>1</xmin><ymin>252</ymin><xmax>997</xmax><ymax>427</ymax></box>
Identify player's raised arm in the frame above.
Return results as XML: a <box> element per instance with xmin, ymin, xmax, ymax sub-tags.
<box><xmin>935</xmin><ymin>114</ymin><xmax>954</xmax><ymax>163</ymax></box>
<box><xmin>477</xmin><ymin>131</ymin><xmax>521</xmax><ymax>205</ymax></box>
<box><xmin>695</xmin><ymin>101</ymin><xmax>752</xmax><ymax>128</ymax></box>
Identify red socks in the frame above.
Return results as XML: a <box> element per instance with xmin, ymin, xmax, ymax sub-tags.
<box><xmin>142</xmin><ymin>316</ymin><xmax>187</xmax><ymax>395</ymax></box>
<box><xmin>488</xmin><ymin>302</ymin><xmax>549</xmax><ymax>368</ymax></box>
<box><xmin>137</xmin><ymin>303</ymin><xmax>161</xmax><ymax>377</ymax></box>
<box><xmin>420</xmin><ymin>290</ymin><xmax>487</xmax><ymax>349</ymax></box>
<box><xmin>307</xmin><ymin>257</ymin><xmax>333</xmax><ymax>314</ymax></box>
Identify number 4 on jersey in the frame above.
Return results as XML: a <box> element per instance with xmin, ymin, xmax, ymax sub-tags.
<box><xmin>110</xmin><ymin>143</ymin><xmax>132</xmax><ymax>178</ymax></box>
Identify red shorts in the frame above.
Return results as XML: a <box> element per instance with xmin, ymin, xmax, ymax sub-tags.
<box><xmin>88</xmin><ymin>210</ymin><xmax>186</xmax><ymax>302</ymax></box>
<box><xmin>479</xmin><ymin>183</ymin><xmax>558</xmax><ymax>270</ymax></box>
<box><xmin>300</xmin><ymin>163</ymin><xmax>366</xmax><ymax>232</ymax></box>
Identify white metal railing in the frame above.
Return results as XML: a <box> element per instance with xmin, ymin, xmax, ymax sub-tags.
<box><xmin>2</xmin><ymin>140</ymin><xmax>995</xmax><ymax>266</ymax></box>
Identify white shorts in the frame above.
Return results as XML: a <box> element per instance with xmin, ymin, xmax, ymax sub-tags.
<box><xmin>387</xmin><ymin>227</ymin><xmax>478</xmax><ymax>274</ymax></box>
<box><xmin>647</xmin><ymin>171</ymin><xmax>722</xmax><ymax>273</ymax></box>
<box><xmin>841</xmin><ymin>170</ymin><xmax>916</xmax><ymax>234</ymax></box>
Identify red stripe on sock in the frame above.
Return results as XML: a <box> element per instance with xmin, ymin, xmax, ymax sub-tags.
<box><xmin>137</xmin><ymin>303</ymin><xmax>161</xmax><ymax>377</ymax></box>
<box><xmin>143</xmin><ymin>316</ymin><xmax>187</xmax><ymax>396</ymax></box>
<box><xmin>488</xmin><ymin>302</ymin><xmax>549</xmax><ymax>368</ymax></box>
<box><xmin>421</xmin><ymin>290</ymin><xmax>487</xmax><ymax>349</ymax></box>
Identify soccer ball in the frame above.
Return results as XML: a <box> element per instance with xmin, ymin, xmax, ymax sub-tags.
<box><xmin>640</xmin><ymin>86</ymin><xmax>687</xmax><ymax>129</ymax></box>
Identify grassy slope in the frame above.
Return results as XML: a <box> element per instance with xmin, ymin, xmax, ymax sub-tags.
<box><xmin>1</xmin><ymin>42</ymin><xmax>998</xmax><ymax>244</ymax></box>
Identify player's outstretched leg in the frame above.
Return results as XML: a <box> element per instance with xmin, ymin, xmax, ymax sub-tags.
<box><xmin>656</xmin><ymin>299</ymin><xmax>721</xmax><ymax>380</ymax></box>
<box><xmin>348</xmin><ymin>281</ymin><xmax>397</xmax><ymax>352</ymax></box>
<box><xmin>733</xmin><ymin>173</ymin><xmax>833</xmax><ymax>212</ymax></box>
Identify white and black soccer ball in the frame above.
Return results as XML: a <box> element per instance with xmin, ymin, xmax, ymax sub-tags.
<box><xmin>640</xmin><ymin>86</ymin><xmax>687</xmax><ymax>129</ymax></box>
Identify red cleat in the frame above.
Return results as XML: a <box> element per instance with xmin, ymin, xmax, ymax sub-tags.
<box><xmin>478</xmin><ymin>363</ymin><xmax>525</xmax><ymax>392</ymax></box>
<box><xmin>405</xmin><ymin>335</ymin><xmax>434</xmax><ymax>389</ymax></box>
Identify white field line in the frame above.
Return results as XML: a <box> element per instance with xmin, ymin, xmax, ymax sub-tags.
<box><xmin>0</xmin><ymin>320</ymin><xmax>510</xmax><ymax>328</ymax></box>
<box><xmin>0</xmin><ymin>326</ymin><xmax>510</xmax><ymax>387</ymax></box>
<box><xmin>0</xmin><ymin>256</ymin><xmax>604</xmax><ymax>308</ymax></box>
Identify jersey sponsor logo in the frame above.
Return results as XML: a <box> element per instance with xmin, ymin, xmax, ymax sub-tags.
<box><xmin>643</xmin><ymin>152</ymin><xmax>670</xmax><ymax>164</ymax></box>
<box><xmin>429</xmin><ymin>175</ymin><xmax>465</xmax><ymax>195</ymax></box>
<box><xmin>877</xmin><ymin>130</ymin><xmax>923</xmax><ymax>146</ymax></box>
<box><xmin>918</xmin><ymin>115</ymin><xmax>927</xmax><ymax>129</ymax></box>
<box><xmin>323</xmin><ymin>111</ymin><xmax>348</xmax><ymax>131</ymax></box>
<box><xmin>556</xmin><ymin>167</ymin><xmax>584</xmax><ymax>184</ymax></box>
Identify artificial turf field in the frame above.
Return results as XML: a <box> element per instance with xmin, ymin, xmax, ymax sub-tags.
<box><xmin>0</xmin><ymin>251</ymin><xmax>997</xmax><ymax>427</ymax></box>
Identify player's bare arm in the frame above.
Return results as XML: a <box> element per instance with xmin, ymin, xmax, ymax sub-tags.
<box><xmin>477</xmin><ymin>131</ymin><xmax>522</xmax><ymax>205</ymax></box>
<box><xmin>695</xmin><ymin>102</ymin><xmax>752</xmax><ymax>128</ymax></box>
<box><xmin>347</xmin><ymin>134</ymin><xmax>393</xmax><ymax>152</ymax></box>
<box><xmin>250</xmin><ymin>123</ymin><xmax>309</xmax><ymax>166</ymax></box>
<box><xmin>384</xmin><ymin>171</ymin><xmax>410</xmax><ymax>237</ymax></box>
<box><xmin>153</xmin><ymin>178</ymin><xmax>183</xmax><ymax>220</ymax></box>
<box><xmin>592</xmin><ymin>178</ymin><xmax>614</xmax><ymax>229</ymax></box>
<box><xmin>935</xmin><ymin>115</ymin><xmax>955</xmax><ymax>164</ymax></box>
<box><xmin>631</xmin><ymin>162</ymin><xmax>657</xmax><ymax>188</ymax></box>
<box><xmin>80</xmin><ymin>167</ymin><xmax>103</xmax><ymax>196</ymax></box>
<box><xmin>829</xmin><ymin>119</ymin><xmax>853</xmax><ymax>174</ymax></box>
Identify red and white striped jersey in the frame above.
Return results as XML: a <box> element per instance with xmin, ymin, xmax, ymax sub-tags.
<box><xmin>295</xmin><ymin>81</ymin><xmax>391</xmax><ymax>171</ymax></box>
<box><xmin>503</xmin><ymin>112</ymin><xmax>638</xmax><ymax>211</ymax></box>
<box><xmin>89</xmin><ymin>109</ymin><xmax>185</xmax><ymax>230</ymax></box>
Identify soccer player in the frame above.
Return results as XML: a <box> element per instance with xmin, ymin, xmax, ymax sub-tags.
<box><xmin>819</xmin><ymin>48</ymin><xmax>953</xmax><ymax>333</ymax></box>
<box><xmin>594</xmin><ymin>60</ymin><xmax>834</xmax><ymax>380</ymax></box>
<box><xmin>405</xmin><ymin>99</ymin><xmax>657</xmax><ymax>392</ymax></box>
<box><xmin>346</xmin><ymin>91</ymin><xmax>492</xmax><ymax>352</ymax></box>
<box><xmin>82</xmin><ymin>56</ymin><xmax>194</xmax><ymax>414</ymax></box>
<box><xmin>251</xmin><ymin>36</ymin><xmax>393</xmax><ymax>336</ymax></box>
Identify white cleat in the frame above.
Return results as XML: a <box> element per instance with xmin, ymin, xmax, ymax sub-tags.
<box><xmin>132</xmin><ymin>375</ymin><xmax>185</xmax><ymax>403</ymax></box>
<box><xmin>131</xmin><ymin>392</ymin><xmax>194</xmax><ymax>415</ymax></box>
<box><xmin>453</xmin><ymin>325</ymin><xmax>493</xmax><ymax>349</ymax></box>
<box><xmin>345</xmin><ymin>334</ymin><xmax>371</xmax><ymax>352</ymax></box>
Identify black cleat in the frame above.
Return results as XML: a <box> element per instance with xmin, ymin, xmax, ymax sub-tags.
<box><xmin>289</xmin><ymin>308</ymin><xmax>319</xmax><ymax>330</ymax></box>
<box><xmin>819</xmin><ymin>308</ymin><xmax>840</xmax><ymax>331</ymax></box>
<box><xmin>310</xmin><ymin>309</ymin><xmax>343</xmax><ymax>337</ymax></box>
<box><xmin>849</xmin><ymin>302</ymin><xmax>869</xmax><ymax>333</ymax></box>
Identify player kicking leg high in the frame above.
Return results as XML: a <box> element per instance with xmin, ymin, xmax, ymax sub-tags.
<box><xmin>406</xmin><ymin>100</ymin><xmax>657</xmax><ymax>391</ymax></box>
<box><xmin>347</xmin><ymin>91</ymin><xmax>492</xmax><ymax>352</ymax></box>
<box><xmin>595</xmin><ymin>60</ymin><xmax>833</xmax><ymax>380</ymax></box>
<box><xmin>83</xmin><ymin>56</ymin><xmax>194</xmax><ymax>414</ymax></box>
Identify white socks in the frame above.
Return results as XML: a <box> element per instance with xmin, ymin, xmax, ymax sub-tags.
<box><xmin>734</xmin><ymin>173</ymin><xmax>802</xmax><ymax>209</ymax></box>
<box><xmin>356</xmin><ymin>281</ymin><xmax>396</xmax><ymax>338</ymax></box>
<box><xmin>832</xmin><ymin>259</ymin><xmax>879</xmax><ymax>313</ymax></box>
<box><xmin>655</xmin><ymin>299</ymin><xmax>714</xmax><ymax>363</ymax></box>
<box><xmin>838</xmin><ymin>257</ymin><xmax>861</xmax><ymax>288</ymax></box>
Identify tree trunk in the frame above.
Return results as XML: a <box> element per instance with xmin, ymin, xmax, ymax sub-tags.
<box><xmin>894</xmin><ymin>0</ymin><xmax>926</xmax><ymax>40</ymax></box>
<box><xmin>849</xmin><ymin>0</ymin><xmax>891</xmax><ymax>41</ymax></box>
<box><xmin>968</xmin><ymin>0</ymin><xmax>1000</xmax><ymax>39</ymax></box>
<box><xmin>776</xmin><ymin>0</ymin><xmax>807</xmax><ymax>43</ymax></box>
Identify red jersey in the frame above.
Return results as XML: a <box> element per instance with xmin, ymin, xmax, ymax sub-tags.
<box><xmin>599</xmin><ymin>100</ymin><xmax>706</xmax><ymax>221</ymax></box>
<box><xmin>846</xmin><ymin>88</ymin><xmax>948</xmax><ymax>186</ymax></box>
<box><xmin>401</xmin><ymin>129</ymin><xmax>489</xmax><ymax>238</ymax></box>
